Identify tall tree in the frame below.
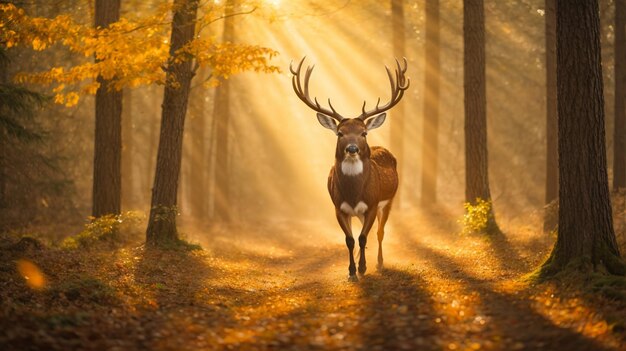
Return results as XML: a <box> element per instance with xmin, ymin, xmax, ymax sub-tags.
<box><xmin>187</xmin><ymin>71</ymin><xmax>209</xmax><ymax>219</ymax></box>
<box><xmin>544</xmin><ymin>0</ymin><xmax>558</xmax><ymax>232</ymax></box>
<box><xmin>92</xmin><ymin>0</ymin><xmax>122</xmax><ymax>218</ymax></box>
<box><xmin>146</xmin><ymin>0</ymin><xmax>199</xmax><ymax>245</ymax></box>
<box><xmin>212</xmin><ymin>0</ymin><xmax>235</xmax><ymax>222</ymax></box>
<box><xmin>122</xmin><ymin>87</ymin><xmax>134</xmax><ymax>210</ymax></box>
<box><xmin>0</xmin><ymin>49</ymin><xmax>8</xmax><ymax>209</ymax></box>
<box><xmin>0</xmin><ymin>47</ymin><xmax>45</xmax><ymax>221</ymax></box>
<box><xmin>463</xmin><ymin>0</ymin><xmax>499</xmax><ymax>234</ymax></box>
<box><xmin>146</xmin><ymin>85</ymin><xmax>159</xmax><ymax>205</ymax></box>
<box><xmin>614</xmin><ymin>0</ymin><xmax>626</xmax><ymax>190</ymax></box>
<box><xmin>421</xmin><ymin>0</ymin><xmax>440</xmax><ymax>206</ymax></box>
<box><xmin>390</xmin><ymin>0</ymin><xmax>405</xmax><ymax>204</ymax></box>
<box><xmin>541</xmin><ymin>0</ymin><xmax>624</xmax><ymax>276</ymax></box>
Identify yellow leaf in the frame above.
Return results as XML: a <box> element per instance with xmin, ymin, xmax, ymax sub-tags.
<box><xmin>52</xmin><ymin>84</ymin><xmax>65</xmax><ymax>93</ymax></box>
<box><xmin>16</xmin><ymin>259</ymin><xmax>47</xmax><ymax>290</ymax></box>
<box><xmin>32</xmin><ymin>37</ymin><xmax>46</xmax><ymax>50</ymax></box>
<box><xmin>64</xmin><ymin>92</ymin><xmax>79</xmax><ymax>107</ymax></box>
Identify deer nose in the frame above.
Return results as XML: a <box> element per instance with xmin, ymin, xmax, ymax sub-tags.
<box><xmin>346</xmin><ymin>144</ymin><xmax>359</xmax><ymax>155</ymax></box>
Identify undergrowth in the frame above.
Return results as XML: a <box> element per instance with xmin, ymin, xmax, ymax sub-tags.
<box><xmin>526</xmin><ymin>255</ymin><xmax>626</xmax><ymax>304</ymax></box>
<box><xmin>461</xmin><ymin>198</ymin><xmax>499</xmax><ymax>235</ymax></box>
<box><xmin>61</xmin><ymin>211</ymin><xmax>144</xmax><ymax>249</ymax></box>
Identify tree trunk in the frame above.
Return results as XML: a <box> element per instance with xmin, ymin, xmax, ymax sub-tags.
<box><xmin>421</xmin><ymin>0</ymin><xmax>440</xmax><ymax>206</ymax></box>
<box><xmin>188</xmin><ymin>70</ymin><xmax>208</xmax><ymax>219</ymax></box>
<box><xmin>463</xmin><ymin>0</ymin><xmax>499</xmax><ymax>234</ymax></box>
<box><xmin>542</xmin><ymin>0</ymin><xmax>624</xmax><ymax>276</ymax></box>
<box><xmin>391</xmin><ymin>0</ymin><xmax>405</xmax><ymax>205</ymax></box>
<box><xmin>146</xmin><ymin>0</ymin><xmax>199</xmax><ymax>245</ymax></box>
<box><xmin>122</xmin><ymin>88</ymin><xmax>134</xmax><ymax>210</ymax></box>
<box><xmin>614</xmin><ymin>0</ymin><xmax>626</xmax><ymax>190</ymax></box>
<box><xmin>0</xmin><ymin>50</ymin><xmax>7</xmax><ymax>209</ymax></box>
<box><xmin>146</xmin><ymin>85</ymin><xmax>159</xmax><ymax>205</ymax></box>
<box><xmin>544</xmin><ymin>0</ymin><xmax>558</xmax><ymax>232</ymax></box>
<box><xmin>213</xmin><ymin>0</ymin><xmax>235</xmax><ymax>222</ymax></box>
<box><xmin>92</xmin><ymin>0</ymin><xmax>122</xmax><ymax>218</ymax></box>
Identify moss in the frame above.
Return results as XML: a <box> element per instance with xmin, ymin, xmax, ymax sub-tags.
<box><xmin>535</xmin><ymin>255</ymin><xmax>593</xmax><ymax>280</ymax></box>
<box><xmin>595</xmin><ymin>241</ymin><xmax>626</xmax><ymax>276</ymax></box>
<box><xmin>147</xmin><ymin>237</ymin><xmax>202</xmax><ymax>251</ymax></box>
<box><xmin>589</xmin><ymin>273</ymin><xmax>626</xmax><ymax>301</ymax></box>
<box><xmin>529</xmin><ymin>254</ymin><xmax>626</xmax><ymax>302</ymax></box>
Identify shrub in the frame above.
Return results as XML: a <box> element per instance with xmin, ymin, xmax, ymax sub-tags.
<box><xmin>461</xmin><ymin>198</ymin><xmax>494</xmax><ymax>235</ymax></box>
<box><xmin>61</xmin><ymin>211</ymin><xmax>144</xmax><ymax>249</ymax></box>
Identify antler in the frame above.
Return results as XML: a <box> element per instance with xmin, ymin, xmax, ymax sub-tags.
<box><xmin>356</xmin><ymin>58</ymin><xmax>410</xmax><ymax>120</ymax></box>
<box><xmin>290</xmin><ymin>57</ymin><xmax>344</xmax><ymax>121</ymax></box>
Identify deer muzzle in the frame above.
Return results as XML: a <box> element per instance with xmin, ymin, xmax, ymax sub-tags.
<box><xmin>345</xmin><ymin>144</ymin><xmax>359</xmax><ymax>155</ymax></box>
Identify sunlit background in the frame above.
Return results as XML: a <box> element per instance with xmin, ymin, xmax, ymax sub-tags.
<box><xmin>2</xmin><ymin>0</ymin><xmax>620</xmax><ymax>238</ymax></box>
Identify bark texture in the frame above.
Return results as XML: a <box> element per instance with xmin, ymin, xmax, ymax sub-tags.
<box><xmin>92</xmin><ymin>0</ymin><xmax>122</xmax><ymax>218</ymax></box>
<box><xmin>187</xmin><ymin>69</ymin><xmax>208</xmax><ymax>219</ymax></box>
<box><xmin>614</xmin><ymin>0</ymin><xmax>626</xmax><ymax>190</ymax></box>
<box><xmin>122</xmin><ymin>88</ymin><xmax>134</xmax><ymax>210</ymax></box>
<box><xmin>212</xmin><ymin>0</ymin><xmax>235</xmax><ymax>222</ymax></box>
<box><xmin>421</xmin><ymin>0</ymin><xmax>440</xmax><ymax>206</ymax></box>
<box><xmin>543</xmin><ymin>0</ymin><xmax>624</xmax><ymax>276</ymax></box>
<box><xmin>463</xmin><ymin>0</ymin><xmax>499</xmax><ymax>234</ymax></box>
<box><xmin>0</xmin><ymin>50</ymin><xmax>7</xmax><ymax>209</ymax></box>
<box><xmin>146</xmin><ymin>0</ymin><xmax>199</xmax><ymax>245</ymax></box>
<box><xmin>544</xmin><ymin>0</ymin><xmax>558</xmax><ymax>232</ymax></box>
<box><xmin>390</xmin><ymin>0</ymin><xmax>405</xmax><ymax>204</ymax></box>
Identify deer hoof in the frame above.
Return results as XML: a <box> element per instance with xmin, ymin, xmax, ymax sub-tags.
<box><xmin>358</xmin><ymin>265</ymin><xmax>367</xmax><ymax>275</ymax></box>
<box><xmin>376</xmin><ymin>263</ymin><xmax>384</xmax><ymax>272</ymax></box>
<box><xmin>348</xmin><ymin>275</ymin><xmax>359</xmax><ymax>283</ymax></box>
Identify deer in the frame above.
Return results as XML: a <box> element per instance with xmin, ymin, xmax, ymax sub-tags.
<box><xmin>290</xmin><ymin>57</ymin><xmax>409</xmax><ymax>281</ymax></box>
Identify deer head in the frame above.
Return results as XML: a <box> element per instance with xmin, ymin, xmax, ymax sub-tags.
<box><xmin>290</xmin><ymin>57</ymin><xmax>409</xmax><ymax>167</ymax></box>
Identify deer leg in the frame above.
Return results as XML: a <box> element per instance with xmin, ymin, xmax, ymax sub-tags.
<box><xmin>336</xmin><ymin>210</ymin><xmax>356</xmax><ymax>280</ymax></box>
<box><xmin>376</xmin><ymin>202</ymin><xmax>392</xmax><ymax>271</ymax></box>
<box><xmin>358</xmin><ymin>209</ymin><xmax>378</xmax><ymax>275</ymax></box>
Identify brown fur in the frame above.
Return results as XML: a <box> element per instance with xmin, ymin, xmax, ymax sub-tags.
<box><xmin>325</xmin><ymin>118</ymin><xmax>398</xmax><ymax>278</ymax></box>
<box><xmin>290</xmin><ymin>57</ymin><xmax>408</xmax><ymax>279</ymax></box>
<box><xmin>327</xmin><ymin>119</ymin><xmax>398</xmax><ymax>209</ymax></box>
<box><xmin>327</xmin><ymin>146</ymin><xmax>398</xmax><ymax>209</ymax></box>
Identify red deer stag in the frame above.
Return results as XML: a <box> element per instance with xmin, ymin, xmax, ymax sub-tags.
<box><xmin>290</xmin><ymin>58</ymin><xmax>409</xmax><ymax>281</ymax></box>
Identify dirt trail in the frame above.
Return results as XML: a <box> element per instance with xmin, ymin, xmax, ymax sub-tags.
<box><xmin>1</xmin><ymin>209</ymin><xmax>625</xmax><ymax>350</ymax></box>
<box><xmin>180</xmin><ymin>209</ymin><xmax>624</xmax><ymax>350</ymax></box>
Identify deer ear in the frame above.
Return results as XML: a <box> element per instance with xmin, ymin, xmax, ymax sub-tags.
<box><xmin>317</xmin><ymin>113</ymin><xmax>338</xmax><ymax>133</ymax></box>
<box><xmin>365</xmin><ymin>113</ymin><xmax>386</xmax><ymax>131</ymax></box>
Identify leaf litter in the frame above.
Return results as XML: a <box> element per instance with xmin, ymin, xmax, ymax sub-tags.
<box><xmin>1</xmin><ymin>208</ymin><xmax>625</xmax><ymax>350</ymax></box>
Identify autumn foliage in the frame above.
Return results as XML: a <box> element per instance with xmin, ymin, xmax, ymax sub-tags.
<box><xmin>0</xmin><ymin>2</ymin><xmax>279</xmax><ymax>106</ymax></box>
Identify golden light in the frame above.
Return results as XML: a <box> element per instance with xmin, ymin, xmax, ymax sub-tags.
<box><xmin>16</xmin><ymin>259</ymin><xmax>47</xmax><ymax>290</ymax></box>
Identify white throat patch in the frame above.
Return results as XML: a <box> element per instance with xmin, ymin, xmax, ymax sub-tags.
<box><xmin>341</xmin><ymin>156</ymin><xmax>363</xmax><ymax>176</ymax></box>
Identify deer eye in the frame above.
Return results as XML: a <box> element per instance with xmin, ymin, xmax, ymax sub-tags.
<box><xmin>361</xmin><ymin>132</ymin><xmax>367</xmax><ymax>137</ymax></box>
<box><xmin>337</xmin><ymin>132</ymin><xmax>344</xmax><ymax>137</ymax></box>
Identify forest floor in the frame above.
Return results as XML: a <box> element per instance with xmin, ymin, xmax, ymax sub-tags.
<box><xmin>1</xmin><ymin>207</ymin><xmax>626</xmax><ymax>351</ymax></box>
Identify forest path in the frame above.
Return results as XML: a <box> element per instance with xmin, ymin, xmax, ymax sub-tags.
<box><xmin>178</xmin><ymin>209</ymin><xmax>624</xmax><ymax>350</ymax></box>
<box><xmin>2</xmin><ymin>208</ymin><xmax>625</xmax><ymax>350</ymax></box>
